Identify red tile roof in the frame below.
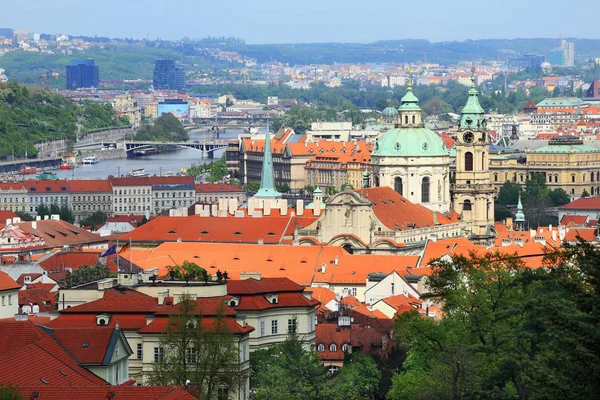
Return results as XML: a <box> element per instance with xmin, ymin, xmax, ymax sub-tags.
<box><xmin>61</xmin><ymin>287</ymin><xmax>159</xmax><ymax>314</ymax></box>
<box><xmin>50</xmin><ymin>327</ymin><xmax>118</xmax><ymax>365</ymax></box>
<box><xmin>25</xmin><ymin>179</ymin><xmax>70</xmax><ymax>193</ymax></box>
<box><xmin>196</xmin><ymin>183</ymin><xmax>244</xmax><ymax>193</ymax></box>
<box><xmin>560</xmin><ymin>197</ymin><xmax>600</xmax><ymax>210</ymax></box>
<box><xmin>357</xmin><ymin>187</ymin><xmax>460</xmax><ymax>230</ymax></box>
<box><xmin>17</xmin><ymin>386</ymin><xmax>196</xmax><ymax>400</ymax></box>
<box><xmin>40</xmin><ymin>251</ymin><xmax>101</xmax><ymax>274</ymax></box>
<box><xmin>119</xmin><ymin>215</ymin><xmax>308</xmax><ymax>244</ymax></box>
<box><xmin>109</xmin><ymin>176</ymin><xmax>194</xmax><ymax>187</ymax></box>
<box><xmin>17</xmin><ymin>220</ymin><xmax>108</xmax><ymax>248</ymax></box>
<box><xmin>69</xmin><ymin>179</ymin><xmax>112</xmax><ymax>192</ymax></box>
<box><xmin>227</xmin><ymin>277</ymin><xmax>304</xmax><ymax>294</ymax></box>
<box><xmin>138</xmin><ymin>315</ymin><xmax>253</xmax><ymax>335</ymax></box>
<box><xmin>0</xmin><ymin>182</ymin><xmax>26</xmax><ymax>191</ymax></box>
<box><xmin>0</xmin><ymin>320</ymin><xmax>108</xmax><ymax>386</ymax></box>
<box><xmin>0</xmin><ymin>270</ymin><xmax>20</xmax><ymax>291</ymax></box>
<box><xmin>560</xmin><ymin>215</ymin><xmax>589</xmax><ymax>226</ymax></box>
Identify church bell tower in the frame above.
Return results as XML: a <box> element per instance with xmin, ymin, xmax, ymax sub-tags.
<box><xmin>452</xmin><ymin>69</ymin><xmax>495</xmax><ymax>238</ymax></box>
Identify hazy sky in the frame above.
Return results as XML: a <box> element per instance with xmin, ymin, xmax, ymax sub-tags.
<box><xmin>3</xmin><ymin>0</ymin><xmax>599</xmax><ymax>43</ymax></box>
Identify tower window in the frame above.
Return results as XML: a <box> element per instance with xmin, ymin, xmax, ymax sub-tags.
<box><xmin>412</xmin><ymin>115</ymin><xmax>416</xmax><ymax>124</ymax></box>
<box><xmin>481</xmin><ymin>152</ymin><xmax>486</xmax><ymax>170</ymax></box>
<box><xmin>405</xmin><ymin>115</ymin><xmax>408</xmax><ymax>124</ymax></box>
<box><xmin>421</xmin><ymin>177</ymin><xmax>430</xmax><ymax>203</ymax></box>
<box><xmin>465</xmin><ymin>152</ymin><xmax>474</xmax><ymax>171</ymax></box>
<box><xmin>394</xmin><ymin>177</ymin><xmax>403</xmax><ymax>196</ymax></box>
<box><xmin>463</xmin><ymin>200</ymin><xmax>472</xmax><ymax>211</ymax></box>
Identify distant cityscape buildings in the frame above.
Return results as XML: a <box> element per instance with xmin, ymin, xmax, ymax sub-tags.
<box><xmin>507</xmin><ymin>54</ymin><xmax>545</xmax><ymax>71</ymax></box>
<box><xmin>550</xmin><ymin>40</ymin><xmax>575</xmax><ymax>67</ymax></box>
<box><xmin>65</xmin><ymin>59</ymin><xmax>99</xmax><ymax>89</ymax></box>
<box><xmin>152</xmin><ymin>60</ymin><xmax>185</xmax><ymax>92</ymax></box>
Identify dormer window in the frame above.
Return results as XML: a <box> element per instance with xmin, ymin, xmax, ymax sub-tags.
<box><xmin>227</xmin><ymin>297</ymin><xmax>240</xmax><ymax>307</ymax></box>
<box><xmin>317</xmin><ymin>344</ymin><xmax>325</xmax><ymax>352</ymax></box>
<box><xmin>264</xmin><ymin>294</ymin><xmax>279</xmax><ymax>304</ymax></box>
<box><xmin>96</xmin><ymin>314</ymin><xmax>110</xmax><ymax>326</ymax></box>
<box><xmin>330</xmin><ymin>344</ymin><xmax>337</xmax><ymax>352</ymax></box>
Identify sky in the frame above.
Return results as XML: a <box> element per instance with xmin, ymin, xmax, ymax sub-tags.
<box><xmin>2</xmin><ymin>0</ymin><xmax>599</xmax><ymax>44</ymax></box>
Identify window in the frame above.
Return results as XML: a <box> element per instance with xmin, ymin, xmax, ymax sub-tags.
<box><xmin>342</xmin><ymin>344</ymin><xmax>349</xmax><ymax>352</ymax></box>
<box><xmin>421</xmin><ymin>177</ymin><xmax>430</xmax><ymax>203</ymax></box>
<box><xmin>217</xmin><ymin>388</ymin><xmax>228</xmax><ymax>400</ymax></box>
<box><xmin>394</xmin><ymin>177</ymin><xmax>403</xmax><ymax>195</ymax></box>
<box><xmin>186</xmin><ymin>347</ymin><xmax>198</xmax><ymax>364</ymax></box>
<box><xmin>7</xmin><ymin>295</ymin><xmax>11</xmax><ymax>305</ymax></box>
<box><xmin>463</xmin><ymin>200</ymin><xmax>472</xmax><ymax>211</ymax></box>
<box><xmin>464</xmin><ymin>152</ymin><xmax>473</xmax><ymax>171</ymax></box>
<box><xmin>317</xmin><ymin>344</ymin><xmax>325</xmax><ymax>352</ymax></box>
<box><xmin>482</xmin><ymin>152</ymin><xmax>486</xmax><ymax>170</ymax></box>
<box><xmin>288</xmin><ymin>318</ymin><xmax>297</xmax><ymax>333</ymax></box>
<box><xmin>271</xmin><ymin>319</ymin><xmax>278</xmax><ymax>335</ymax></box>
<box><xmin>572</xmin><ymin>175</ymin><xmax>576</xmax><ymax>183</ymax></box>
<box><xmin>412</xmin><ymin>115</ymin><xmax>416</xmax><ymax>124</ymax></box>
<box><xmin>260</xmin><ymin>320</ymin><xmax>265</xmax><ymax>336</ymax></box>
<box><xmin>153</xmin><ymin>347</ymin><xmax>164</xmax><ymax>363</ymax></box>
<box><xmin>137</xmin><ymin>343</ymin><xmax>143</xmax><ymax>359</ymax></box>
<box><xmin>1</xmin><ymin>296</ymin><xmax>4</xmax><ymax>306</ymax></box>
<box><xmin>330</xmin><ymin>344</ymin><xmax>337</xmax><ymax>352</ymax></box>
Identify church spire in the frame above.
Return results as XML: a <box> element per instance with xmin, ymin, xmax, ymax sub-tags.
<box><xmin>254</xmin><ymin>119</ymin><xmax>281</xmax><ymax>199</ymax></box>
<box><xmin>398</xmin><ymin>68</ymin><xmax>422</xmax><ymax>127</ymax></box>
<box><xmin>460</xmin><ymin>67</ymin><xmax>486</xmax><ymax>130</ymax></box>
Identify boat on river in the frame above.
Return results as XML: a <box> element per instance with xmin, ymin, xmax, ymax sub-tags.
<box><xmin>82</xmin><ymin>156</ymin><xmax>100</xmax><ymax>165</ymax></box>
<box><xmin>59</xmin><ymin>162</ymin><xmax>74</xmax><ymax>170</ymax></box>
<box><xmin>128</xmin><ymin>168</ymin><xmax>148</xmax><ymax>177</ymax></box>
<box><xmin>20</xmin><ymin>166</ymin><xmax>38</xmax><ymax>175</ymax></box>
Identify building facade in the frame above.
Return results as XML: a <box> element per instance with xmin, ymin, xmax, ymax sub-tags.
<box><xmin>451</xmin><ymin>78</ymin><xmax>495</xmax><ymax>237</ymax></box>
<box><xmin>370</xmin><ymin>86</ymin><xmax>451</xmax><ymax>213</ymax></box>
<box><xmin>153</xmin><ymin>60</ymin><xmax>185</xmax><ymax>92</ymax></box>
<box><xmin>69</xmin><ymin>180</ymin><xmax>113</xmax><ymax>223</ymax></box>
<box><xmin>65</xmin><ymin>59</ymin><xmax>99</xmax><ymax>89</ymax></box>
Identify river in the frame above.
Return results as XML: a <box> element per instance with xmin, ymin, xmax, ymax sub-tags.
<box><xmin>52</xmin><ymin>128</ymin><xmax>248</xmax><ymax>180</ymax></box>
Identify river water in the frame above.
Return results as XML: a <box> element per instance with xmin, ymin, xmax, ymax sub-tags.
<box><xmin>52</xmin><ymin>128</ymin><xmax>246</xmax><ymax>180</ymax></box>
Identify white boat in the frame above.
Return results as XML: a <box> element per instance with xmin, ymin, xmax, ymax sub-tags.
<box><xmin>82</xmin><ymin>156</ymin><xmax>100</xmax><ymax>165</ymax></box>
<box><xmin>128</xmin><ymin>168</ymin><xmax>148</xmax><ymax>177</ymax></box>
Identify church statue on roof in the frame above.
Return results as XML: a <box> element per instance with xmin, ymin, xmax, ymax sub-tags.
<box><xmin>370</xmin><ymin>72</ymin><xmax>451</xmax><ymax>213</ymax></box>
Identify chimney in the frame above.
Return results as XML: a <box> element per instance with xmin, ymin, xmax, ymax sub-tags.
<box><xmin>44</xmin><ymin>215</ymin><xmax>49</xmax><ymax>220</ymax></box>
<box><xmin>35</xmin><ymin>216</ymin><xmax>41</xmax><ymax>221</ymax></box>
<box><xmin>514</xmin><ymin>238</ymin><xmax>524</xmax><ymax>247</ymax></box>
<box><xmin>552</xmin><ymin>230</ymin><xmax>557</xmax><ymax>242</ymax></box>
<box><xmin>211</xmin><ymin>204</ymin><xmax>218</xmax><ymax>217</ymax></box>
<box><xmin>280</xmin><ymin>199</ymin><xmax>288</xmax><ymax>216</ymax></box>
<box><xmin>239</xmin><ymin>272</ymin><xmax>262</xmax><ymax>280</ymax></box>
<box><xmin>296</xmin><ymin>199</ymin><xmax>304</xmax><ymax>216</ymax></box>
<box><xmin>157</xmin><ymin>290</ymin><xmax>169</xmax><ymax>306</ymax></box>
<box><xmin>321</xmin><ymin>263</ymin><xmax>326</xmax><ymax>273</ymax></box>
<box><xmin>313</xmin><ymin>198</ymin><xmax>321</xmax><ymax>216</ymax></box>
<box><xmin>264</xmin><ymin>200</ymin><xmax>271</xmax><ymax>216</ymax></box>
<box><xmin>530</xmin><ymin>229</ymin><xmax>536</xmax><ymax>238</ymax></box>
<box><xmin>228</xmin><ymin>198</ymin><xmax>237</xmax><ymax>215</ymax></box>
<box><xmin>5</xmin><ymin>218</ymin><xmax>11</xmax><ymax>226</ymax></box>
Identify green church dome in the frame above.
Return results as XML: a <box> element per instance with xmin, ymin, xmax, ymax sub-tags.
<box><xmin>371</xmin><ymin>126</ymin><xmax>449</xmax><ymax>158</ymax></box>
<box><xmin>382</xmin><ymin>107</ymin><xmax>398</xmax><ymax>119</ymax></box>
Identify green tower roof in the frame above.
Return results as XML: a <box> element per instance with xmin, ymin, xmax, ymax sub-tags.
<box><xmin>398</xmin><ymin>87</ymin><xmax>421</xmax><ymax>112</ymax></box>
<box><xmin>254</xmin><ymin>120</ymin><xmax>282</xmax><ymax>199</ymax></box>
<box><xmin>515</xmin><ymin>195</ymin><xmax>525</xmax><ymax>222</ymax></box>
<box><xmin>460</xmin><ymin>78</ymin><xmax>486</xmax><ymax>130</ymax></box>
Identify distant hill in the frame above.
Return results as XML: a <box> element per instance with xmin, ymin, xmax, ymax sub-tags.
<box><xmin>0</xmin><ymin>82</ymin><xmax>128</xmax><ymax>158</ymax></box>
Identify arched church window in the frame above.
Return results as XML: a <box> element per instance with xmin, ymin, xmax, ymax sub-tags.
<box><xmin>412</xmin><ymin>115</ymin><xmax>416</xmax><ymax>124</ymax></box>
<box><xmin>421</xmin><ymin>177</ymin><xmax>430</xmax><ymax>203</ymax></box>
<box><xmin>482</xmin><ymin>152</ymin><xmax>486</xmax><ymax>170</ymax></box>
<box><xmin>463</xmin><ymin>200</ymin><xmax>472</xmax><ymax>211</ymax></box>
<box><xmin>405</xmin><ymin>115</ymin><xmax>408</xmax><ymax>124</ymax></box>
<box><xmin>394</xmin><ymin>177</ymin><xmax>403</xmax><ymax>196</ymax></box>
<box><xmin>465</xmin><ymin>152</ymin><xmax>473</xmax><ymax>171</ymax></box>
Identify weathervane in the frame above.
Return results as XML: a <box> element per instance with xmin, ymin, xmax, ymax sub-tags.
<box><xmin>470</xmin><ymin>66</ymin><xmax>476</xmax><ymax>84</ymax></box>
<box><xmin>407</xmin><ymin>67</ymin><xmax>413</xmax><ymax>87</ymax></box>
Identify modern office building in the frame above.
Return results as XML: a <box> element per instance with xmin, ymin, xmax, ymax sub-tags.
<box><xmin>549</xmin><ymin>40</ymin><xmax>575</xmax><ymax>67</ymax></box>
<box><xmin>152</xmin><ymin>60</ymin><xmax>185</xmax><ymax>92</ymax></box>
<box><xmin>507</xmin><ymin>55</ymin><xmax>545</xmax><ymax>71</ymax></box>
<box><xmin>65</xmin><ymin>59</ymin><xmax>99</xmax><ymax>89</ymax></box>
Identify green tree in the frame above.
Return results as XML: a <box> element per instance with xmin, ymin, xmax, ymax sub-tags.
<box><xmin>251</xmin><ymin>320</ymin><xmax>328</xmax><ymax>400</ymax></box>
<box><xmin>79</xmin><ymin>211</ymin><xmax>108</xmax><ymax>227</ymax></box>
<box><xmin>149</xmin><ymin>296</ymin><xmax>243</xmax><ymax>399</ymax></box>
<box><xmin>581</xmin><ymin>189</ymin><xmax>590</xmax><ymax>198</ymax></box>
<box><xmin>496</xmin><ymin>181</ymin><xmax>521</xmax><ymax>206</ymax></box>
<box><xmin>328</xmin><ymin>353</ymin><xmax>381</xmax><ymax>400</ymax></box>
<box><xmin>164</xmin><ymin>261</ymin><xmax>206</xmax><ymax>281</ymax></box>
<box><xmin>0</xmin><ymin>384</ymin><xmax>25</xmax><ymax>400</ymax></box>
<box><xmin>549</xmin><ymin>188</ymin><xmax>571</xmax><ymax>206</ymax></box>
<box><xmin>136</xmin><ymin>113</ymin><xmax>188</xmax><ymax>142</ymax></box>
<box><xmin>37</xmin><ymin>203</ymin><xmax>50</xmax><ymax>219</ymax></box>
<box><xmin>14</xmin><ymin>211</ymin><xmax>34</xmax><ymax>221</ymax></box>
<box><xmin>243</xmin><ymin>182</ymin><xmax>260</xmax><ymax>192</ymax></box>
<box><xmin>59</xmin><ymin>203</ymin><xmax>74</xmax><ymax>224</ymax></box>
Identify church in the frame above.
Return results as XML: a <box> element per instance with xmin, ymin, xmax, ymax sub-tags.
<box><xmin>370</xmin><ymin>73</ymin><xmax>495</xmax><ymax>239</ymax></box>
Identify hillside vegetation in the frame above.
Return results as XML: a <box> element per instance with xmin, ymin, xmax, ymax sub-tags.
<box><xmin>0</xmin><ymin>82</ymin><xmax>128</xmax><ymax>158</ymax></box>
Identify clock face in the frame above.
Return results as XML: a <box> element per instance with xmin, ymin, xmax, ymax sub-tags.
<box><xmin>463</xmin><ymin>132</ymin><xmax>474</xmax><ymax>143</ymax></box>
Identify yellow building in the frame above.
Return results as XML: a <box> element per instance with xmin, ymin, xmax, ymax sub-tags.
<box><xmin>489</xmin><ymin>137</ymin><xmax>600</xmax><ymax>199</ymax></box>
